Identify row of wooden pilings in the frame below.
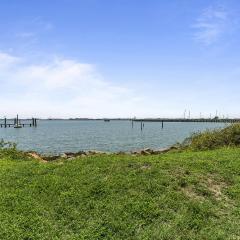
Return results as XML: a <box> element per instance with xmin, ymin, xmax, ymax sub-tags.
<box><xmin>0</xmin><ymin>117</ymin><xmax>37</xmax><ymax>128</ymax></box>
<box><xmin>131</xmin><ymin>120</ymin><xmax>164</xmax><ymax>131</ymax></box>
<box><xmin>131</xmin><ymin>117</ymin><xmax>239</xmax><ymax>131</ymax></box>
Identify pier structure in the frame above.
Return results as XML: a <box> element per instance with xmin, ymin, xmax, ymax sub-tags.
<box><xmin>0</xmin><ymin>115</ymin><xmax>38</xmax><ymax>128</ymax></box>
<box><xmin>133</xmin><ymin>118</ymin><xmax>240</xmax><ymax>123</ymax></box>
<box><xmin>133</xmin><ymin>118</ymin><xmax>240</xmax><ymax>130</ymax></box>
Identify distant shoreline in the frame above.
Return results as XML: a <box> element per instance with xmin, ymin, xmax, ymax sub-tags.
<box><xmin>1</xmin><ymin>117</ymin><xmax>239</xmax><ymax>121</ymax></box>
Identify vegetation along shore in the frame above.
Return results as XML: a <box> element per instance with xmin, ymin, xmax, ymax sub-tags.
<box><xmin>1</xmin><ymin>124</ymin><xmax>240</xmax><ymax>239</ymax></box>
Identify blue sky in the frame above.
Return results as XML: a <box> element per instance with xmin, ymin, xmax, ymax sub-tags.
<box><xmin>1</xmin><ymin>0</ymin><xmax>240</xmax><ymax>118</ymax></box>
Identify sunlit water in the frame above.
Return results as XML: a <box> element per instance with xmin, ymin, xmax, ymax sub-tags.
<box><xmin>0</xmin><ymin>120</ymin><xmax>228</xmax><ymax>154</ymax></box>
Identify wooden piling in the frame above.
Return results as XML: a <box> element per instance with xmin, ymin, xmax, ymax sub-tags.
<box><xmin>1</xmin><ymin>116</ymin><xmax>38</xmax><ymax>128</ymax></box>
<box><xmin>162</xmin><ymin>120</ymin><xmax>164</xmax><ymax>129</ymax></box>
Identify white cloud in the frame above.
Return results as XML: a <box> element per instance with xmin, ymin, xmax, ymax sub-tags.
<box><xmin>0</xmin><ymin>52</ymin><xmax>147</xmax><ymax>118</ymax></box>
<box><xmin>17</xmin><ymin>59</ymin><xmax>98</xmax><ymax>89</ymax></box>
<box><xmin>1</xmin><ymin>52</ymin><xmax>239</xmax><ymax>118</ymax></box>
<box><xmin>193</xmin><ymin>6</ymin><xmax>229</xmax><ymax>45</ymax></box>
<box><xmin>0</xmin><ymin>52</ymin><xmax>20</xmax><ymax>69</ymax></box>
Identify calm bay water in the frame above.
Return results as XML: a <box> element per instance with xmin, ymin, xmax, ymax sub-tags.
<box><xmin>0</xmin><ymin>120</ymin><xmax>227</xmax><ymax>154</ymax></box>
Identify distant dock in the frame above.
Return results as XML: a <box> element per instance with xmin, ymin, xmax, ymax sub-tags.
<box><xmin>133</xmin><ymin>118</ymin><xmax>240</xmax><ymax>123</ymax></box>
<box><xmin>132</xmin><ymin>118</ymin><xmax>240</xmax><ymax>130</ymax></box>
<box><xmin>0</xmin><ymin>115</ymin><xmax>38</xmax><ymax>128</ymax></box>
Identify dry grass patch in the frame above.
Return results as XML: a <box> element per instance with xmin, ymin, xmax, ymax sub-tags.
<box><xmin>182</xmin><ymin>186</ymin><xmax>205</xmax><ymax>201</ymax></box>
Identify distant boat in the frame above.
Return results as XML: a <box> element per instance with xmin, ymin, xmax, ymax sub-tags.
<box><xmin>104</xmin><ymin>119</ymin><xmax>110</xmax><ymax>122</ymax></box>
<box><xmin>14</xmin><ymin>115</ymin><xmax>22</xmax><ymax>128</ymax></box>
<box><xmin>14</xmin><ymin>125</ymin><xmax>22</xmax><ymax>128</ymax></box>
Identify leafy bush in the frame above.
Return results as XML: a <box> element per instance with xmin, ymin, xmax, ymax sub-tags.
<box><xmin>0</xmin><ymin>139</ymin><xmax>17</xmax><ymax>149</ymax></box>
<box><xmin>182</xmin><ymin>123</ymin><xmax>240</xmax><ymax>150</ymax></box>
<box><xmin>0</xmin><ymin>139</ymin><xmax>25</xmax><ymax>160</ymax></box>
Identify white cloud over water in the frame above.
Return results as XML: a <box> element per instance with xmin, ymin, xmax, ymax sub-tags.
<box><xmin>1</xmin><ymin>51</ymin><xmax>239</xmax><ymax>118</ymax></box>
<box><xmin>0</xmin><ymin>52</ymin><xmax>146</xmax><ymax>118</ymax></box>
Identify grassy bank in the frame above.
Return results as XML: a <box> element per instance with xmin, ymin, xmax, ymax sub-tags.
<box><xmin>0</xmin><ymin>147</ymin><xmax>240</xmax><ymax>239</ymax></box>
<box><xmin>182</xmin><ymin>123</ymin><xmax>240</xmax><ymax>150</ymax></box>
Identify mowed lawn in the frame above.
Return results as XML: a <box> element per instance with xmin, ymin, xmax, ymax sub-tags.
<box><xmin>0</xmin><ymin>148</ymin><xmax>240</xmax><ymax>240</ymax></box>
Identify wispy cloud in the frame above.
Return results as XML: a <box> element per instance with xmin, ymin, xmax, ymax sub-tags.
<box><xmin>0</xmin><ymin>52</ymin><xmax>20</xmax><ymax>69</ymax></box>
<box><xmin>15</xmin><ymin>17</ymin><xmax>54</xmax><ymax>43</ymax></box>
<box><xmin>193</xmin><ymin>6</ymin><xmax>229</xmax><ymax>45</ymax></box>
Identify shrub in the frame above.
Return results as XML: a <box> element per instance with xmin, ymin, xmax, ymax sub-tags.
<box><xmin>182</xmin><ymin>123</ymin><xmax>240</xmax><ymax>151</ymax></box>
<box><xmin>0</xmin><ymin>139</ymin><xmax>17</xmax><ymax>149</ymax></box>
<box><xmin>0</xmin><ymin>139</ymin><xmax>25</xmax><ymax>160</ymax></box>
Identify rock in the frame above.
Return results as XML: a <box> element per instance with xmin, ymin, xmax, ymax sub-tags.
<box><xmin>60</xmin><ymin>153</ymin><xmax>68</xmax><ymax>158</ymax></box>
<box><xmin>75</xmin><ymin>151</ymin><xmax>87</xmax><ymax>156</ymax></box>
<box><xmin>86</xmin><ymin>150</ymin><xmax>107</xmax><ymax>155</ymax></box>
<box><xmin>143</xmin><ymin>148</ymin><xmax>155</xmax><ymax>154</ymax></box>
<box><xmin>44</xmin><ymin>155</ymin><xmax>60</xmax><ymax>161</ymax></box>
<box><xmin>27</xmin><ymin>152</ymin><xmax>47</xmax><ymax>163</ymax></box>
<box><xmin>79</xmin><ymin>154</ymin><xmax>87</xmax><ymax>157</ymax></box>
<box><xmin>169</xmin><ymin>145</ymin><xmax>179</xmax><ymax>150</ymax></box>
<box><xmin>27</xmin><ymin>152</ymin><xmax>42</xmax><ymax>159</ymax></box>
<box><xmin>140</xmin><ymin>150</ymin><xmax>151</xmax><ymax>155</ymax></box>
<box><xmin>153</xmin><ymin>147</ymin><xmax>174</xmax><ymax>154</ymax></box>
<box><xmin>60</xmin><ymin>151</ymin><xmax>87</xmax><ymax>159</ymax></box>
<box><xmin>131</xmin><ymin>148</ymin><xmax>155</xmax><ymax>155</ymax></box>
<box><xmin>64</xmin><ymin>152</ymin><xmax>76</xmax><ymax>157</ymax></box>
<box><xmin>131</xmin><ymin>151</ymin><xmax>140</xmax><ymax>155</ymax></box>
<box><xmin>131</xmin><ymin>147</ymin><xmax>177</xmax><ymax>156</ymax></box>
<box><xmin>59</xmin><ymin>150</ymin><xmax>109</xmax><ymax>159</ymax></box>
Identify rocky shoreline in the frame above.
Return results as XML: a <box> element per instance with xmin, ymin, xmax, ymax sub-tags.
<box><xmin>27</xmin><ymin>146</ymin><xmax>178</xmax><ymax>162</ymax></box>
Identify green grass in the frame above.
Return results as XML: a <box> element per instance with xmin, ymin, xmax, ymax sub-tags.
<box><xmin>1</xmin><ymin>148</ymin><xmax>240</xmax><ymax>239</ymax></box>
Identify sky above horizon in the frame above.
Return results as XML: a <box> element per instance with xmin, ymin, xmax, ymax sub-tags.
<box><xmin>1</xmin><ymin>0</ymin><xmax>240</xmax><ymax>118</ymax></box>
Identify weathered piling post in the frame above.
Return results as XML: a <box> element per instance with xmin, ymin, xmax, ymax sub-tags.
<box><xmin>141</xmin><ymin>121</ymin><xmax>143</xmax><ymax>131</ymax></box>
<box><xmin>162</xmin><ymin>120</ymin><xmax>164</xmax><ymax>129</ymax></box>
<box><xmin>1</xmin><ymin>115</ymin><xmax>38</xmax><ymax>128</ymax></box>
<box><xmin>131</xmin><ymin>120</ymin><xmax>133</xmax><ymax>128</ymax></box>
